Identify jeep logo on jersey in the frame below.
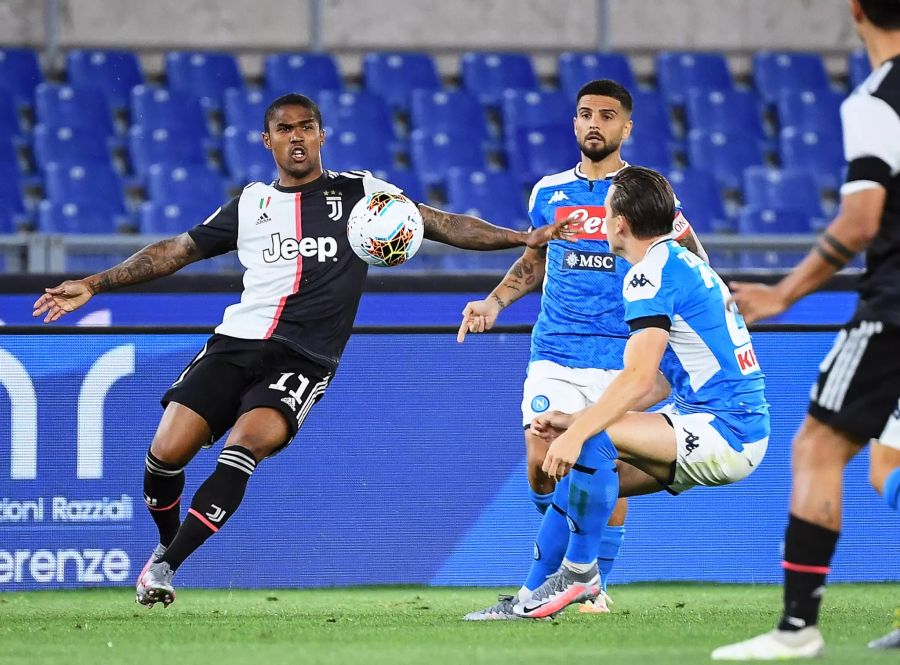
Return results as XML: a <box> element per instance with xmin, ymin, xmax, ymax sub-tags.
<box><xmin>263</xmin><ymin>233</ymin><xmax>339</xmax><ymax>263</ymax></box>
<box><xmin>554</xmin><ymin>206</ymin><xmax>607</xmax><ymax>240</ymax></box>
<box><xmin>562</xmin><ymin>250</ymin><xmax>616</xmax><ymax>272</ymax></box>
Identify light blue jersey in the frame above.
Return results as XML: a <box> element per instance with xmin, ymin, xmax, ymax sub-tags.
<box><xmin>529</xmin><ymin>164</ymin><xmax>688</xmax><ymax>370</ymax></box>
<box><xmin>623</xmin><ymin>239</ymin><xmax>769</xmax><ymax>449</ymax></box>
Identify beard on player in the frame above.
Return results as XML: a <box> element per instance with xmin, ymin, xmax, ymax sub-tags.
<box><xmin>578</xmin><ymin>132</ymin><xmax>623</xmax><ymax>163</ymax></box>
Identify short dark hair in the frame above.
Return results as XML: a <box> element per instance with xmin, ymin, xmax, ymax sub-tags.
<box><xmin>575</xmin><ymin>79</ymin><xmax>633</xmax><ymax>113</ymax></box>
<box><xmin>263</xmin><ymin>93</ymin><xmax>323</xmax><ymax>133</ymax></box>
<box><xmin>859</xmin><ymin>0</ymin><xmax>900</xmax><ymax>30</ymax></box>
<box><xmin>609</xmin><ymin>166</ymin><xmax>675</xmax><ymax>239</ymax></box>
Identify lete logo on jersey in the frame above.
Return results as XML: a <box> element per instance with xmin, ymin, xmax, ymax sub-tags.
<box><xmin>554</xmin><ymin>206</ymin><xmax>607</xmax><ymax>240</ymax></box>
<box><xmin>263</xmin><ymin>233</ymin><xmax>339</xmax><ymax>263</ymax></box>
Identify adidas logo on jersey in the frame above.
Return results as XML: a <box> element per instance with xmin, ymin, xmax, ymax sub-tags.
<box><xmin>263</xmin><ymin>232</ymin><xmax>339</xmax><ymax>263</ymax></box>
<box><xmin>281</xmin><ymin>396</ymin><xmax>297</xmax><ymax>411</ymax></box>
<box><xmin>549</xmin><ymin>190</ymin><xmax>569</xmax><ymax>204</ymax></box>
<box><xmin>256</xmin><ymin>212</ymin><xmax>272</xmax><ymax>225</ymax></box>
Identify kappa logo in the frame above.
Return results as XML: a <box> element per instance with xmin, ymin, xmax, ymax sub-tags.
<box><xmin>206</xmin><ymin>504</ymin><xmax>226</xmax><ymax>523</ymax></box>
<box><xmin>256</xmin><ymin>212</ymin><xmax>272</xmax><ymax>225</ymax></box>
<box><xmin>325</xmin><ymin>194</ymin><xmax>343</xmax><ymax>221</ymax></box>
<box><xmin>281</xmin><ymin>396</ymin><xmax>297</xmax><ymax>411</ymax></box>
<box><xmin>683</xmin><ymin>428</ymin><xmax>700</xmax><ymax>456</ymax></box>
<box><xmin>629</xmin><ymin>273</ymin><xmax>654</xmax><ymax>288</ymax></box>
<box><xmin>548</xmin><ymin>190</ymin><xmax>569</xmax><ymax>204</ymax></box>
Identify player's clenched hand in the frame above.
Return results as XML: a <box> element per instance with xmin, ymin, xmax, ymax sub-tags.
<box><xmin>457</xmin><ymin>298</ymin><xmax>502</xmax><ymax>342</ymax></box>
<box><xmin>524</xmin><ymin>214</ymin><xmax>577</xmax><ymax>248</ymax></box>
<box><xmin>542</xmin><ymin>429</ymin><xmax>586</xmax><ymax>481</ymax></box>
<box><xmin>530</xmin><ymin>410</ymin><xmax>575</xmax><ymax>441</ymax></box>
<box><xmin>32</xmin><ymin>280</ymin><xmax>94</xmax><ymax>324</ymax></box>
<box><xmin>727</xmin><ymin>281</ymin><xmax>788</xmax><ymax>326</ymax></box>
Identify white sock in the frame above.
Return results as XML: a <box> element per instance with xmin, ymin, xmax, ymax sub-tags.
<box><xmin>563</xmin><ymin>558</ymin><xmax>595</xmax><ymax>575</ymax></box>
<box><xmin>517</xmin><ymin>586</ymin><xmax>533</xmax><ymax>602</ymax></box>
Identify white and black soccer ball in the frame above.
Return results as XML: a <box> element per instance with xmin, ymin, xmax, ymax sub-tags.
<box><xmin>346</xmin><ymin>191</ymin><xmax>424</xmax><ymax>267</ymax></box>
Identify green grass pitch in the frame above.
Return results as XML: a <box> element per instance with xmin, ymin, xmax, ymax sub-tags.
<box><xmin>1</xmin><ymin>584</ymin><xmax>897</xmax><ymax>664</ymax></box>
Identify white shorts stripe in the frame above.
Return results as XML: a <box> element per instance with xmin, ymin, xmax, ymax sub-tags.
<box><xmin>829</xmin><ymin>322</ymin><xmax>881</xmax><ymax>411</ymax></box>
<box><xmin>819</xmin><ymin>322</ymin><xmax>880</xmax><ymax>411</ymax></box>
<box><xmin>819</xmin><ymin>326</ymin><xmax>863</xmax><ymax>410</ymax></box>
<box><xmin>295</xmin><ymin>380</ymin><xmax>328</xmax><ymax>426</ymax></box>
<box><xmin>171</xmin><ymin>341</ymin><xmax>209</xmax><ymax>388</ymax></box>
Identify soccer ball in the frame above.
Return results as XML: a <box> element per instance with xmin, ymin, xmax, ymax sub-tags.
<box><xmin>346</xmin><ymin>191</ymin><xmax>424</xmax><ymax>267</ymax></box>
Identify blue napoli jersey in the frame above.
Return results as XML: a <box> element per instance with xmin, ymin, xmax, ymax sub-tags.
<box><xmin>623</xmin><ymin>239</ymin><xmax>769</xmax><ymax>447</ymax></box>
<box><xmin>529</xmin><ymin>164</ymin><xmax>688</xmax><ymax>370</ymax></box>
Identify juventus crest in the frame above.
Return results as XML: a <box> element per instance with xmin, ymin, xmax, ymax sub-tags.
<box><xmin>325</xmin><ymin>194</ymin><xmax>343</xmax><ymax>221</ymax></box>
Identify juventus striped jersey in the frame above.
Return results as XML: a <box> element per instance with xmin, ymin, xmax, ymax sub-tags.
<box><xmin>187</xmin><ymin>170</ymin><xmax>400</xmax><ymax>370</ymax></box>
<box><xmin>843</xmin><ymin>55</ymin><xmax>900</xmax><ymax>325</ymax></box>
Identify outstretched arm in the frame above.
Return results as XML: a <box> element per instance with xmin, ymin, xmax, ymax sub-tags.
<box><xmin>418</xmin><ymin>204</ymin><xmax>555</xmax><ymax>250</ymax></box>
<box><xmin>33</xmin><ymin>233</ymin><xmax>204</xmax><ymax>323</ymax></box>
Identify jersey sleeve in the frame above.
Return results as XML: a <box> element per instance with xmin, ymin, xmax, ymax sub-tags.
<box><xmin>187</xmin><ymin>196</ymin><xmax>240</xmax><ymax>259</ymax></box>
<box><xmin>362</xmin><ymin>172</ymin><xmax>403</xmax><ymax>196</ymax></box>
<box><xmin>622</xmin><ymin>251</ymin><xmax>675</xmax><ymax>333</ymax></box>
<box><xmin>840</xmin><ymin>92</ymin><xmax>900</xmax><ymax>196</ymax></box>
<box><xmin>527</xmin><ymin>182</ymin><xmax>547</xmax><ymax>230</ymax></box>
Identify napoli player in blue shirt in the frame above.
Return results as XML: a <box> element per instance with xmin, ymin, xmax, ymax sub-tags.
<box><xmin>511</xmin><ymin>166</ymin><xmax>769</xmax><ymax>618</ymax></box>
<box><xmin>460</xmin><ymin>80</ymin><xmax>707</xmax><ymax>619</ymax></box>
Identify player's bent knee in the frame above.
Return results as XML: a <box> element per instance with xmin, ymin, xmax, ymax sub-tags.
<box><xmin>227</xmin><ymin>407</ymin><xmax>293</xmax><ymax>462</ymax></box>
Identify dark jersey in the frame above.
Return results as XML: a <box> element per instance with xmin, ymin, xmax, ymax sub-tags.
<box><xmin>842</xmin><ymin>55</ymin><xmax>900</xmax><ymax>325</ymax></box>
<box><xmin>188</xmin><ymin>170</ymin><xmax>400</xmax><ymax>370</ymax></box>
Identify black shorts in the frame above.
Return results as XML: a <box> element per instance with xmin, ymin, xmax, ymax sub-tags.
<box><xmin>162</xmin><ymin>335</ymin><xmax>333</xmax><ymax>453</ymax></box>
<box><xmin>808</xmin><ymin>320</ymin><xmax>900</xmax><ymax>443</ymax></box>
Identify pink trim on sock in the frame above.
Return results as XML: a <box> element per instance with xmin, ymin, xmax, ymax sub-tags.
<box><xmin>782</xmin><ymin>560</ymin><xmax>830</xmax><ymax>575</ymax></box>
<box><xmin>188</xmin><ymin>508</ymin><xmax>219</xmax><ymax>533</ymax></box>
<box><xmin>147</xmin><ymin>496</ymin><xmax>181</xmax><ymax>512</ymax></box>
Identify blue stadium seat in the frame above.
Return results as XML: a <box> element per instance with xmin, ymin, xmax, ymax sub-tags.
<box><xmin>504</xmin><ymin>125</ymin><xmax>575</xmax><ymax>188</ymax></box>
<box><xmin>409</xmin><ymin>89</ymin><xmax>489</xmax><ymax>142</ymax></box>
<box><xmin>446</xmin><ymin>168</ymin><xmax>528</xmax><ymax>228</ymax></box>
<box><xmin>0</xmin><ymin>207</ymin><xmax>14</xmax><ymax>234</ymax></box>
<box><xmin>318</xmin><ymin>90</ymin><xmax>395</xmax><ymax>141</ymax></box>
<box><xmin>222</xmin><ymin>126</ymin><xmax>273</xmax><ymax>183</ymax></box>
<box><xmin>776</xmin><ymin>89</ymin><xmax>843</xmax><ymax>136</ymax></box>
<box><xmin>656</xmin><ymin>52</ymin><xmax>732</xmax><ymax>106</ymax></box>
<box><xmin>621</xmin><ymin>133</ymin><xmax>673</xmax><ymax>171</ymax></box>
<box><xmin>849</xmin><ymin>50</ymin><xmax>870</xmax><ymax>89</ymax></box>
<box><xmin>0</xmin><ymin>90</ymin><xmax>23</xmax><ymax>139</ymax></box>
<box><xmin>32</xmin><ymin>125</ymin><xmax>113</xmax><ymax>170</ymax></box>
<box><xmin>753</xmin><ymin>52</ymin><xmax>831</xmax><ymax>105</ymax></box>
<box><xmin>370</xmin><ymin>168</ymin><xmax>426</xmax><ymax>203</ymax></box>
<box><xmin>779</xmin><ymin>127</ymin><xmax>844</xmax><ymax>190</ymax></box>
<box><xmin>687</xmin><ymin>130</ymin><xmax>765</xmax><ymax>191</ymax></box>
<box><xmin>37</xmin><ymin>201</ymin><xmax>124</xmax><ymax>234</ymax></box>
<box><xmin>461</xmin><ymin>52</ymin><xmax>539</xmax><ymax>108</ymax></box>
<box><xmin>66</xmin><ymin>49</ymin><xmax>143</xmax><ymax>111</ymax></box>
<box><xmin>246</xmin><ymin>162</ymin><xmax>278</xmax><ymax>184</ymax></box>
<box><xmin>129</xmin><ymin>125</ymin><xmax>209</xmax><ymax>176</ymax></box>
<box><xmin>146</xmin><ymin>164</ymin><xmax>227</xmax><ymax>209</ymax></box>
<box><xmin>501</xmin><ymin>89</ymin><xmax>570</xmax><ymax>140</ymax></box>
<box><xmin>35</xmin><ymin>84</ymin><xmax>116</xmax><ymax>135</ymax></box>
<box><xmin>223</xmin><ymin>88</ymin><xmax>269</xmax><ymax>132</ymax></box>
<box><xmin>411</xmin><ymin>129</ymin><xmax>487</xmax><ymax>189</ymax></box>
<box><xmin>44</xmin><ymin>162</ymin><xmax>126</xmax><ymax>213</ymax></box>
<box><xmin>321</xmin><ymin>129</ymin><xmax>394</xmax><ymax>173</ymax></box>
<box><xmin>264</xmin><ymin>53</ymin><xmax>342</xmax><ymax>97</ymax></box>
<box><xmin>666</xmin><ymin>169</ymin><xmax>726</xmax><ymax>234</ymax></box>
<box><xmin>739</xmin><ymin>249</ymin><xmax>808</xmax><ymax>270</ymax></box>
<box><xmin>131</xmin><ymin>85</ymin><xmax>210</xmax><ymax>136</ymax></box>
<box><xmin>743</xmin><ymin>166</ymin><xmax>824</xmax><ymax>218</ymax></box>
<box><xmin>165</xmin><ymin>51</ymin><xmax>243</xmax><ymax>109</ymax></box>
<box><xmin>139</xmin><ymin>200</ymin><xmax>222</xmax><ymax>235</ymax></box>
<box><xmin>0</xmin><ymin>137</ymin><xmax>18</xmax><ymax>169</ymax></box>
<box><xmin>363</xmin><ymin>52</ymin><xmax>441</xmax><ymax>112</ymax></box>
<box><xmin>737</xmin><ymin>207</ymin><xmax>812</xmax><ymax>234</ymax></box>
<box><xmin>630</xmin><ymin>90</ymin><xmax>674</xmax><ymax>142</ymax></box>
<box><xmin>684</xmin><ymin>89</ymin><xmax>766</xmax><ymax>140</ymax></box>
<box><xmin>0</xmin><ymin>47</ymin><xmax>42</xmax><ymax>108</ymax></box>
<box><xmin>0</xmin><ymin>161</ymin><xmax>26</xmax><ymax>220</ymax></box>
<box><xmin>558</xmin><ymin>52</ymin><xmax>637</xmax><ymax>101</ymax></box>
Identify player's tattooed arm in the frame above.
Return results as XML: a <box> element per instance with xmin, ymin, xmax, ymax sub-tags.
<box><xmin>492</xmin><ymin>246</ymin><xmax>547</xmax><ymax>306</ymax></box>
<box><xmin>86</xmin><ymin>233</ymin><xmax>204</xmax><ymax>294</ymax></box>
<box><xmin>418</xmin><ymin>204</ymin><xmax>550</xmax><ymax>250</ymax></box>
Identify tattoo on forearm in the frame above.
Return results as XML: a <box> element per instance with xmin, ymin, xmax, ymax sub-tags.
<box><xmin>420</xmin><ymin>205</ymin><xmax>518</xmax><ymax>250</ymax></box>
<box><xmin>678</xmin><ymin>234</ymin><xmax>699</xmax><ymax>254</ymax></box>
<box><xmin>490</xmin><ymin>293</ymin><xmax>508</xmax><ymax>309</ymax></box>
<box><xmin>815</xmin><ymin>232</ymin><xmax>854</xmax><ymax>270</ymax></box>
<box><xmin>89</xmin><ymin>234</ymin><xmax>202</xmax><ymax>294</ymax></box>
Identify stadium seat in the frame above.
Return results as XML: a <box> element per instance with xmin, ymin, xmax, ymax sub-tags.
<box><xmin>739</xmin><ymin>249</ymin><xmax>808</xmax><ymax>270</ymax></box>
<box><xmin>246</xmin><ymin>162</ymin><xmax>278</xmax><ymax>184</ymax></box>
<box><xmin>363</xmin><ymin>52</ymin><xmax>441</xmax><ymax>112</ymax></box>
<box><xmin>849</xmin><ymin>50</ymin><xmax>870</xmax><ymax>89</ymax></box>
<box><xmin>684</xmin><ymin>89</ymin><xmax>766</xmax><ymax>141</ymax></box>
<box><xmin>321</xmin><ymin>129</ymin><xmax>394</xmax><ymax>173</ymax></box>
<box><xmin>66</xmin><ymin>49</ymin><xmax>143</xmax><ymax>111</ymax></box>
<box><xmin>687</xmin><ymin>130</ymin><xmax>765</xmax><ymax>191</ymax></box>
<box><xmin>139</xmin><ymin>200</ymin><xmax>222</xmax><ymax>235</ymax></box>
<box><xmin>223</xmin><ymin>126</ymin><xmax>273</xmax><ymax>183</ymax></box>
<box><xmin>558</xmin><ymin>52</ymin><xmax>637</xmax><ymax>101</ymax></box>
<box><xmin>317</xmin><ymin>90</ymin><xmax>396</xmax><ymax>141</ymax></box>
<box><xmin>0</xmin><ymin>207</ymin><xmax>14</xmax><ymax>234</ymax></box>
<box><xmin>224</xmin><ymin>88</ymin><xmax>269</xmax><ymax>132</ymax></box>
<box><xmin>129</xmin><ymin>125</ymin><xmax>209</xmax><ymax>176</ymax></box>
<box><xmin>666</xmin><ymin>169</ymin><xmax>727</xmax><ymax>235</ymax></box>
<box><xmin>32</xmin><ymin>125</ymin><xmax>113</xmax><ymax>170</ymax></box>
<box><xmin>409</xmin><ymin>89</ymin><xmax>490</xmax><ymax>143</ymax></box>
<box><xmin>44</xmin><ymin>162</ymin><xmax>126</xmax><ymax>213</ymax></box>
<box><xmin>35</xmin><ymin>84</ymin><xmax>116</xmax><ymax>136</ymax></box>
<box><xmin>446</xmin><ymin>168</ymin><xmax>528</xmax><ymax>229</ymax></box>
<box><xmin>501</xmin><ymin>89</ymin><xmax>570</xmax><ymax>140</ymax></box>
<box><xmin>37</xmin><ymin>200</ymin><xmax>124</xmax><ymax>234</ymax></box>
<box><xmin>0</xmin><ymin>161</ymin><xmax>27</xmax><ymax>219</ymax></box>
<box><xmin>753</xmin><ymin>52</ymin><xmax>831</xmax><ymax>105</ymax></box>
<box><xmin>776</xmin><ymin>89</ymin><xmax>843</xmax><ymax>136</ymax></box>
<box><xmin>743</xmin><ymin>166</ymin><xmax>824</xmax><ymax>218</ymax></box>
<box><xmin>146</xmin><ymin>164</ymin><xmax>227</xmax><ymax>210</ymax></box>
<box><xmin>165</xmin><ymin>51</ymin><xmax>243</xmax><ymax>109</ymax></box>
<box><xmin>0</xmin><ymin>90</ymin><xmax>23</xmax><ymax>140</ymax></box>
<box><xmin>0</xmin><ymin>47</ymin><xmax>42</xmax><ymax>108</ymax></box>
<box><xmin>779</xmin><ymin>127</ymin><xmax>844</xmax><ymax>190</ymax></box>
<box><xmin>0</xmin><ymin>137</ymin><xmax>19</xmax><ymax>169</ymax></box>
<box><xmin>264</xmin><ymin>53</ymin><xmax>342</xmax><ymax>98</ymax></box>
<box><xmin>370</xmin><ymin>168</ymin><xmax>426</xmax><ymax>203</ymax></box>
<box><xmin>504</xmin><ymin>125</ymin><xmax>576</xmax><ymax>188</ymax></box>
<box><xmin>656</xmin><ymin>52</ymin><xmax>732</xmax><ymax>106</ymax></box>
<box><xmin>737</xmin><ymin>207</ymin><xmax>812</xmax><ymax>234</ymax></box>
<box><xmin>131</xmin><ymin>85</ymin><xmax>210</xmax><ymax>136</ymax></box>
<box><xmin>621</xmin><ymin>133</ymin><xmax>673</xmax><ymax>171</ymax></box>
<box><xmin>461</xmin><ymin>52</ymin><xmax>539</xmax><ymax>108</ymax></box>
<box><xmin>630</xmin><ymin>90</ymin><xmax>674</xmax><ymax>142</ymax></box>
<box><xmin>410</xmin><ymin>129</ymin><xmax>487</xmax><ymax>189</ymax></box>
